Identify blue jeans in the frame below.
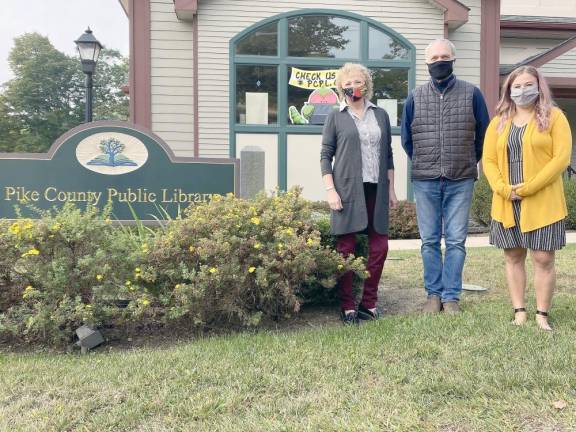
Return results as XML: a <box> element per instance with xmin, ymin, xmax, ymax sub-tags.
<box><xmin>412</xmin><ymin>178</ymin><xmax>475</xmax><ymax>302</ymax></box>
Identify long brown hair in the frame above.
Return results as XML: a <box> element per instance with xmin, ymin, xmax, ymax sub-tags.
<box><xmin>496</xmin><ymin>65</ymin><xmax>554</xmax><ymax>132</ymax></box>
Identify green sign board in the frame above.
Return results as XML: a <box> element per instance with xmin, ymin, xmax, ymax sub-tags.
<box><xmin>0</xmin><ymin>121</ymin><xmax>239</xmax><ymax>221</ymax></box>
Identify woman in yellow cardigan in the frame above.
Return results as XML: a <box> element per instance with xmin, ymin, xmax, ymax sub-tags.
<box><xmin>483</xmin><ymin>65</ymin><xmax>572</xmax><ymax>331</ymax></box>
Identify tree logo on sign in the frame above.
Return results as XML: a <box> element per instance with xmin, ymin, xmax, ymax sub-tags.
<box><xmin>87</xmin><ymin>138</ymin><xmax>137</xmax><ymax>167</ymax></box>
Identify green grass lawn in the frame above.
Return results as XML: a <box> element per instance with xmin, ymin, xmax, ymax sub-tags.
<box><xmin>1</xmin><ymin>246</ymin><xmax>576</xmax><ymax>431</ymax></box>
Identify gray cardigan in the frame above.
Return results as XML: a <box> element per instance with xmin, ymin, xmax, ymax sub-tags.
<box><xmin>320</xmin><ymin>106</ymin><xmax>394</xmax><ymax>236</ymax></box>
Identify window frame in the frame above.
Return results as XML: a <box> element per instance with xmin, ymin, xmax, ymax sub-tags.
<box><xmin>229</xmin><ymin>9</ymin><xmax>416</xmax><ymax>188</ymax></box>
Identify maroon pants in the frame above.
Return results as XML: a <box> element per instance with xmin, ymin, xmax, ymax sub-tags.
<box><xmin>336</xmin><ymin>183</ymin><xmax>389</xmax><ymax>311</ymax></box>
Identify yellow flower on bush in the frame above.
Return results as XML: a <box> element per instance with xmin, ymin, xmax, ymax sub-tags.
<box><xmin>212</xmin><ymin>194</ymin><xmax>222</xmax><ymax>202</ymax></box>
<box><xmin>306</xmin><ymin>238</ymin><xmax>315</xmax><ymax>246</ymax></box>
<box><xmin>125</xmin><ymin>280</ymin><xmax>132</xmax><ymax>286</ymax></box>
<box><xmin>9</xmin><ymin>223</ymin><xmax>20</xmax><ymax>235</ymax></box>
<box><xmin>254</xmin><ymin>243</ymin><xmax>261</xmax><ymax>250</ymax></box>
<box><xmin>189</xmin><ymin>246</ymin><xmax>195</xmax><ymax>252</ymax></box>
<box><xmin>285</xmin><ymin>228</ymin><xmax>293</xmax><ymax>236</ymax></box>
<box><xmin>337</xmin><ymin>264</ymin><xmax>344</xmax><ymax>270</ymax></box>
<box><xmin>175</xmin><ymin>284</ymin><xmax>181</xmax><ymax>290</ymax></box>
<box><xmin>96</xmin><ymin>274</ymin><xmax>103</xmax><ymax>281</ymax></box>
<box><xmin>84</xmin><ymin>304</ymin><xmax>92</xmax><ymax>310</ymax></box>
<box><xmin>105</xmin><ymin>218</ymin><xmax>111</xmax><ymax>224</ymax></box>
<box><xmin>250</xmin><ymin>217</ymin><xmax>260</xmax><ymax>226</ymax></box>
<box><xmin>141</xmin><ymin>299</ymin><xmax>150</xmax><ymax>306</ymax></box>
<box><xmin>141</xmin><ymin>243</ymin><xmax>149</xmax><ymax>253</ymax></box>
<box><xmin>22</xmin><ymin>285</ymin><xmax>35</xmax><ymax>299</ymax></box>
<box><xmin>277</xmin><ymin>243</ymin><xmax>284</xmax><ymax>249</ymax></box>
<box><xmin>248</xmin><ymin>266</ymin><xmax>256</xmax><ymax>273</ymax></box>
<box><xmin>209</xmin><ymin>267</ymin><xmax>217</xmax><ymax>274</ymax></box>
<box><xmin>50</xmin><ymin>223</ymin><xmax>61</xmax><ymax>231</ymax></box>
<box><xmin>21</xmin><ymin>248</ymin><xmax>40</xmax><ymax>257</ymax></box>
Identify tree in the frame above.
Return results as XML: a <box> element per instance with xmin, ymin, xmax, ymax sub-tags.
<box><xmin>0</xmin><ymin>33</ymin><xmax>128</xmax><ymax>153</ymax></box>
<box><xmin>288</xmin><ymin>16</ymin><xmax>350</xmax><ymax>57</ymax></box>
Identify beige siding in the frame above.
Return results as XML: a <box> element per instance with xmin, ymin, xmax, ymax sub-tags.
<box><xmin>447</xmin><ymin>0</ymin><xmax>482</xmax><ymax>86</ymax></box>
<box><xmin>501</xmin><ymin>0</ymin><xmax>576</xmax><ymax>18</ymax></box>
<box><xmin>500</xmin><ymin>37</ymin><xmax>562</xmax><ymax>66</ymax></box>
<box><xmin>539</xmin><ymin>48</ymin><xmax>576</xmax><ymax>78</ymax></box>
<box><xmin>150</xmin><ymin>0</ymin><xmax>195</xmax><ymax>156</ymax></box>
<box><xmin>196</xmin><ymin>0</ymin><xmax>447</xmax><ymax>158</ymax></box>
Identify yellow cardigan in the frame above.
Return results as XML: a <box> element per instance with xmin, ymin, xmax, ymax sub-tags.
<box><xmin>482</xmin><ymin>107</ymin><xmax>572</xmax><ymax>232</ymax></box>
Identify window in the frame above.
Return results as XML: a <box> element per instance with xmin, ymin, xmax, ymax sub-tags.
<box><xmin>236</xmin><ymin>65</ymin><xmax>278</xmax><ymax>125</ymax></box>
<box><xmin>371</xmin><ymin>68</ymin><xmax>409</xmax><ymax>127</ymax></box>
<box><xmin>236</xmin><ymin>22</ymin><xmax>278</xmax><ymax>56</ymax></box>
<box><xmin>232</xmin><ymin>12</ymin><xmax>414</xmax><ymax>128</ymax></box>
<box><xmin>288</xmin><ymin>16</ymin><xmax>360</xmax><ymax>58</ymax></box>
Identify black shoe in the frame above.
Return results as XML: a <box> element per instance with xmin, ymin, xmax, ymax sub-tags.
<box><xmin>340</xmin><ymin>310</ymin><xmax>358</xmax><ymax>325</ymax></box>
<box><xmin>357</xmin><ymin>304</ymin><xmax>380</xmax><ymax>321</ymax></box>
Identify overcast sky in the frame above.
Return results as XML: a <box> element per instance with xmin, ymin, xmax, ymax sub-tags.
<box><xmin>0</xmin><ymin>0</ymin><xmax>128</xmax><ymax>85</ymax></box>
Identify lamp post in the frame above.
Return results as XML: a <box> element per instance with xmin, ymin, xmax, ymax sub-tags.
<box><xmin>75</xmin><ymin>28</ymin><xmax>102</xmax><ymax>123</ymax></box>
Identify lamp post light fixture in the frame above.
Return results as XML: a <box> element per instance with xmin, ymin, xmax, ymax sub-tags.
<box><xmin>75</xmin><ymin>28</ymin><xmax>103</xmax><ymax>123</ymax></box>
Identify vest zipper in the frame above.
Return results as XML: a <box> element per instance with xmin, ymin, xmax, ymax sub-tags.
<box><xmin>440</xmin><ymin>92</ymin><xmax>444</xmax><ymax>177</ymax></box>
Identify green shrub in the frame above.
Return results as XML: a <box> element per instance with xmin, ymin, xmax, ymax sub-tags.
<box><xmin>471</xmin><ymin>174</ymin><xmax>493</xmax><ymax>226</ymax></box>
<box><xmin>139</xmin><ymin>188</ymin><xmax>366</xmax><ymax>327</ymax></box>
<box><xmin>0</xmin><ymin>190</ymin><xmax>368</xmax><ymax>345</ymax></box>
<box><xmin>0</xmin><ymin>204</ymin><xmax>149</xmax><ymax>345</ymax></box>
<box><xmin>564</xmin><ymin>175</ymin><xmax>576</xmax><ymax>230</ymax></box>
<box><xmin>389</xmin><ymin>201</ymin><xmax>419</xmax><ymax>239</ymax></box>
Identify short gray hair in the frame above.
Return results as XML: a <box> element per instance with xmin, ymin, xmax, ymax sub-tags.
<box><xmin>424</xmin><ymin>38</ymin><xmax>456</xmax><ymax>60</ymax></box>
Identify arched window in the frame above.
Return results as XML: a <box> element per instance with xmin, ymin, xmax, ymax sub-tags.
<box><xmin>229</xmin><ymin>10</ymin><xmax>415</xmax><ymax>192</ymax></box>
<box><xmin>230</xmin><ymin>10</ymin><xmax>415</xmax><ymax>134</ymax></box>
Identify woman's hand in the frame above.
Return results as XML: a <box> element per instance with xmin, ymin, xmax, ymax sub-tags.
<box><xmin>327</xmin><ymin>189</ymin><xmax>343</xmax><ymax>211</ymax></box>
<box><xmin>511</xmin><ymin>183</ymin><xmax>523</xmax><ymax>201</ymax></box>
<box><xmin>389</xmin><ymin>189</ymin><xmax>398</xmax><ymax>209</ymax></box>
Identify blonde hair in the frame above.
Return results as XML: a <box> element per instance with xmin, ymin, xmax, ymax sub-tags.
<box><xmin>335</xmin><ymin>63</ymin><xmax>373</xmax><ymax>101</ymax></box>
<box><xmin>496</xmin><ymin>66</ymin><xmax>555</xmax><ymax>132</ymax></box>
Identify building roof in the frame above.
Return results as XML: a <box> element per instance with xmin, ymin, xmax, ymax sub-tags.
<box><xmin>500</xmin><ymin>34</ymin><xmax>576</xmax><ymax>75</ymax></box>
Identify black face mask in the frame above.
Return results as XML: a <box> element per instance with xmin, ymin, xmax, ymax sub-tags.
<box><xmin>427</xmin><ymin>60</ymin><xmax>454</xmax><ymax>81</ymax></box>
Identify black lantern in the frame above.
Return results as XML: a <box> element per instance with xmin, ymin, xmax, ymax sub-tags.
<box><xmin>75</xmin><ymin>28</ymin><xmax>103</xmax><ymax>122</ymax></box>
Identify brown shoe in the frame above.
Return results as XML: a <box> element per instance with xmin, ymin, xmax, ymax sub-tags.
<box><xmin>422</xmin><ymin>295</ymin><xmax>441</xmax><ymax>313</ymax></box>
<box><xmin>442</xmin><ymin>301</ymin><xmax>461</xmax><ymax>314</ymax></box>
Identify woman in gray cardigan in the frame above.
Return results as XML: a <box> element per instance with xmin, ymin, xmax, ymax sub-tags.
<box><xmin>320</xmin><ymin>63</ymin><xmax>397</xmax><ymax>324</ymax></box>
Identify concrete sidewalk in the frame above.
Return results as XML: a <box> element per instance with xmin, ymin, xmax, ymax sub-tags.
<box><xmin>389</xmin><ymin>231</ymin><xmax>576</xmax><ymax>251</ymax></box>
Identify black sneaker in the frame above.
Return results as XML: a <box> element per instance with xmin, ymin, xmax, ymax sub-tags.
<box><xmin>340</xmin><ymin>310</ymin><xmax>358</xmax><ymax>325</ymax></box>
<box><xmin>357</xmin><ymin>304</ymin><xmax>380</xmax><ymax>321</ymax></box>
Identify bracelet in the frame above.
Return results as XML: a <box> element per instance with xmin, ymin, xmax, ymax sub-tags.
<box><xmin>326</xmin><ymin>186</ymin><xmax>335</xmax><ymax>191</ymax></box>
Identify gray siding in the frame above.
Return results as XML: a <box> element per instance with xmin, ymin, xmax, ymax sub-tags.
<box><xmin>539</xmin><ymin>47</ymin><xmax>576</xmax><ymax>78</ymax></box>
<box><xmin>500</xmin><ymin>37</ymin><xmax>561</xmax><ymax>67</ymax></box>
<box><xmin>150</xmin><ymin>0</ymin><xmax>195</xmax><ymax>156</ymax></box>
<box><xmin>448</xmin><ymin>0</ymin><xmax>481</xmax><ymax>86</ymax></box>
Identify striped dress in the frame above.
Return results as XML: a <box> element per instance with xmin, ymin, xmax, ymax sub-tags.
<box><xmin>489</xmin><ymin>123</ymin><xmax>566</xmax><ymax>251</ymax></box>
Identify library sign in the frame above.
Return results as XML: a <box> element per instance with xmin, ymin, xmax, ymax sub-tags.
<box><xmin>0</xmin><ymin>121</ymin><xmax>239</xmax><ymax>221</ymax></box>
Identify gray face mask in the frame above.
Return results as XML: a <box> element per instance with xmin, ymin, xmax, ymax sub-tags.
<box><xmin>510</xmin><ymin>85</ymin><xmax>539</xmax><ymax>107</ymax></box>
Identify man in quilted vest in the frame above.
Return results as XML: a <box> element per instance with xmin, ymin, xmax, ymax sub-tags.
<box><xmin>401</xmin><ymin>39</ymin><xmax>490</xmax><ymax>314</ymax></box>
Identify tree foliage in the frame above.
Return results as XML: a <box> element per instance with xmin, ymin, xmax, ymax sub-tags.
<box><xmin>0</xmin><ymin>33</ymin><xmax>128</xmax><ymax>153</ymax></box>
